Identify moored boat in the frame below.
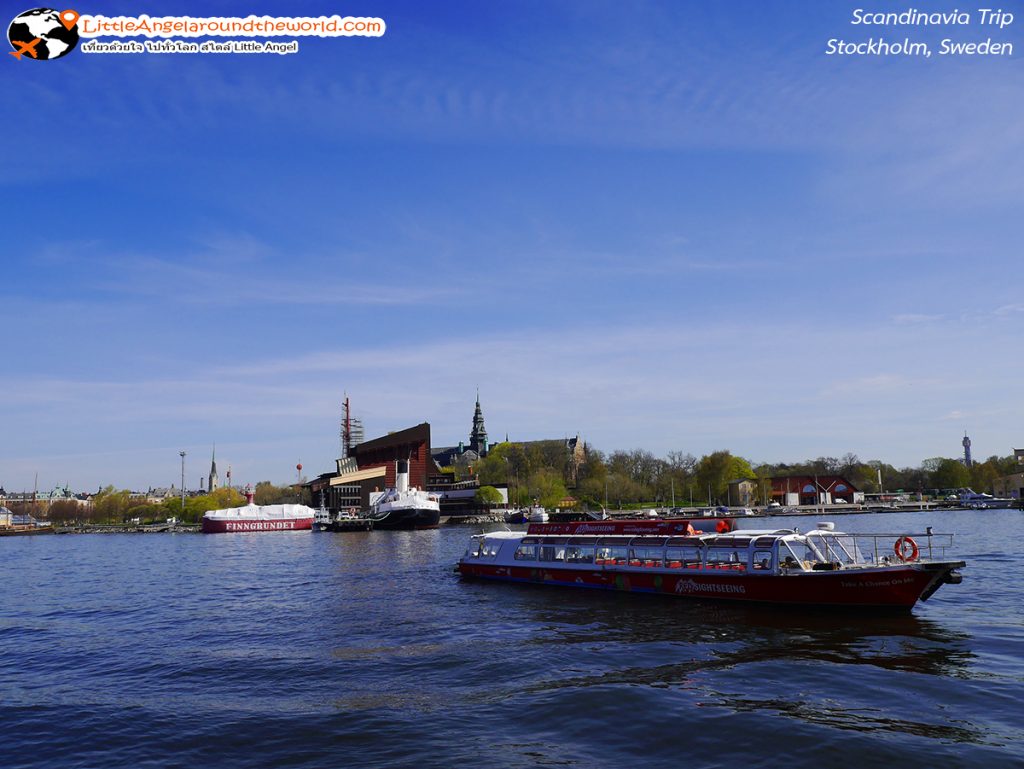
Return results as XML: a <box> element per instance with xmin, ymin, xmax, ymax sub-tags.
<box><xmin>957</xmin><ymin>488</ymin><xmax>1013</xmax><ymax>509</ymax></box>
<box><xmin>202</xmin><ymin>491</ymin><xmax>315</xmax><ymax>533</ymax></box>
<box><xmin>367</xmin><ymin>460</ymin><xmax>441</xmax><ymax>530</ymax></box>
<box><xmin>457</xmin><ymin>519</ymin><xmax>965</xmax><ymax>610</ymax></box>
<box><xmin>526</xmin><ymin>505</ymin><xmax>548</xmax><ymax>523</ymax></box>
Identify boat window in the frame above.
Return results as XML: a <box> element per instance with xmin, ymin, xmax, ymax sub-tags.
<box><xmin>754</xmin><ymin>536</ymin><xmax>780</xmax><ymax>548</ymax></box>
<box><xmin>539</xmin><ymin>545</ymin><xmax>565</xmax><ymax>562</ymax></box>
<box><xmin>464</xmin><ymin>539</ymin><xmax>483</xmax><ymax>558</ymax></box>
<box><xmin>595</xmin><ymin>545</ymin><xmax>629</xmax><ymax>565</ymax></box>
<box><xmin>813</xmin><ymin>534</ymin><xmax>859</xmax><ymax>564</ymax></box>
<box><xmin>565</xmin><ymin>544</ymin><xmax>595</xmax><ymax>564</ymax></box>
<box><xmin>752</xmin><ymin>550</ymin><xmax>774</xmax><ymax>571</ymax></box>
<box><xmin>514</xmin><ymin>543</ymin><xmax>538</xmax><ymax>561</ymax></box>
<box><xmin>790</xmin><ymin>538</ymin><xmax>828</xmax><ymax>564</ymax></box>
<box><xmin>705</xmin><ymin>546</ymin><xmax>747</xmax><ymax>571</ymax></box>
<box><xmin>780</xmin><ymin>541</ymin><xmax>814</xmax><ymax>570</ymax></box>
<box><xmin>629</xmin><ymin>546</ymin><xmax>664</xmax><ymax>566</ymax></box>
<box><xmin>480</xmin><ymin>539</ymin><xmax>503</xmax><ymax>558</ymax></box>
<box><xmin>665</xmin><ymin>544</ymin><xmax>702</xmax><ymax>568</ymax></box>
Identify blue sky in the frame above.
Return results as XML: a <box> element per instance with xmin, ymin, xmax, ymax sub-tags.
<box><xmin>3</xmin><ymin>0</ymin><xmax>1022</xmax><ymax>492</ymax></box>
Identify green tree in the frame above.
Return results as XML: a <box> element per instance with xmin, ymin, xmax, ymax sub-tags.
<box><xmin>253</xmin><ymin>481</ymin><xmax>300</xmax><ymax>505</ymax></box>
<box><xmin>695</xmin><ymin>451</ymin><xmax>748</xmax><ymax>505</ymax></box>
<box><xmin>46</xmin><ymin>499</ymin><xmax>81</xmax><ymax>524</ymax></box>
<box><xmin>931</xmin><ymin>458</ymin><xmax>970</xmax><ymax>490</ymax></box>
<box><xmin>91</xmin><ymin>486</ymin><xmax>132</xmax><ymax>523</ymax></box>
<box><xmin>474</xmin><ymin>485</ymin><xmax>504</xmax><ymax>506</ymax></box>
<box><xmin>527</xmin><ymin>468</ymin><xmax>568</xmax><ymax>509</ymax></box>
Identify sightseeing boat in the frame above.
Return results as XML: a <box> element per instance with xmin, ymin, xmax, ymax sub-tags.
<box><xmin>202</xmin><ymin>491</ymin><xmax>315</xmax><ymax>533</ymax></box>
<box><xmin>457</xmin><ymin>519</ymin><xmax>965</xmax><ymax>609</ymax></box>
<box><xmin>367</xmin><ymin>459</ymin><xmax>441</xmax><ymax>530</ymax></box>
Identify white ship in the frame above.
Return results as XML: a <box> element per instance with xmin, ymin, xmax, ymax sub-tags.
<box><xmin>367</xmin><ymin>459</ymin><xmax>441</xmax><ymax>530</ymax></box>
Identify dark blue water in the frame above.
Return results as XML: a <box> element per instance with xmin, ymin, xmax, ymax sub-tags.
<box><xmin>2</xmin><ymin>509</ymin><xmax>1022</xmax><ymax>768</ymax></box>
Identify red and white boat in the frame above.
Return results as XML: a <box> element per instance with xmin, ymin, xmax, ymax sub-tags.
<box><xmin>202</xmin><ymin>493</ymin><xmax>315</xmax><ymax>533</ymax></box>
<box><xmin>457</xmin><ymin>519</ymin><xmax>965</xmax><ymax>610</ymax></box>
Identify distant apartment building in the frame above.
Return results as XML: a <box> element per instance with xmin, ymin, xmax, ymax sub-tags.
<box><xmin>993</xmin><ymin>472</ymin><xmax>1024</xmax><ymax>499</ymax></box>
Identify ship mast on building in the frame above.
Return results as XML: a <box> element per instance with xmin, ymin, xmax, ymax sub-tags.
<box><xmin>340</xmin><ymin>394</ymin><xmax>364</xmax><ymax>459</ymax></box>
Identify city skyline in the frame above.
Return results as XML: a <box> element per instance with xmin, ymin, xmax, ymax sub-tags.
<box><xmin>4</xmin><ymin>0</ymin><xmax>1021</xmax><ymax>490</ymax></box>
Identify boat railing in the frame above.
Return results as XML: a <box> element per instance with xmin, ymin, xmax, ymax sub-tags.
<box><xmin>813</xmin><ymin>532</ymin><xmax>956</xmax><ymax>566</ymax></box>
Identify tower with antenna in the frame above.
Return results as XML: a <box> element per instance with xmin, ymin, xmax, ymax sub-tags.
<box><xmin>340</xmin><ymin>394</ymin><xmax>364</xmax><ymax>459</ymax></box>
<box><xmin>962</xmin><ymin>432</ymin><xmax>973</xmax><ymax>468</ymax></box>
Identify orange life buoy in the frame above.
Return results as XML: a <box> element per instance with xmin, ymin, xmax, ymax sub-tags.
<box><xmin>716</xmin><ymin>520</ymin><xmax>730</xmax><ymax>534</ymax></box>
<box><xmin>894</xmin><ymin>536</ymin><xmax>919</xmax><ymax>562</ymax></box>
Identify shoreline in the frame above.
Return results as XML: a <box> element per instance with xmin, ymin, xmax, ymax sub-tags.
<box><xmin>2</xmin><ymin>504</ymin><xmax>1015</xmax><ymax>536</ymax></box>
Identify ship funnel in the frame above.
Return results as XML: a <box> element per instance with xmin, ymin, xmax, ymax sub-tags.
<box><xmin>396</xmin><ymin>459</ymin><xmax>410</xmax><ymax>493</ymax></box>
<box><xmin>245</xmin><ymin>491</ymin><xmax>255</xmax><ymax>505</ymax></box>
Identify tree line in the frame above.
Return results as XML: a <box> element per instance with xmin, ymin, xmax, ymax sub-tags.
<box><xmin>17</xmin><ymin>447</ymin><xmax>1018</xmax><ymax>521</ymax></box>
<box><xmin>468</xmin><ymin>443</ymin><xmax>1020</xmax><ymax>509</ymax></box>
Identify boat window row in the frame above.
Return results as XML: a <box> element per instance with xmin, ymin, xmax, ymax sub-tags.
<box><xmin>510</xmin><ymin>537</ymin><xmax>778</xmax><ymax>572</ymax></box>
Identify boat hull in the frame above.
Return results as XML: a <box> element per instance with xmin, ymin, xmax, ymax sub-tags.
<box><xmin>458</xmin><ymin>560</ymin><xmax>964</xmax><ymax>609</ymax></box>
<box><xmin>370</xmin><ymin>507</ymin><xmax>440</xmax><ymax>530</ymax></box>
<box><xmin>201</xmin><ymin>517</ymin><xmax>312</xmax><ymax>533</ymax></box>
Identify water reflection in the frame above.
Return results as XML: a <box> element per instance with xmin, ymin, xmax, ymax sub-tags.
<box><xmin>507</xmin><ymin>584</ymin><xmax>970</xmax><ymax>671</ymax></box>
<box><xmin>494</xmin><ymin>586</ymin><xmax>990</xmax><ymax>744</ymax></box>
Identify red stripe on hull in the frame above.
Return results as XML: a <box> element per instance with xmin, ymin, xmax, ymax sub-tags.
<box><xmin>201</xmin><ymin>518</ymin><xmax>313</xmax><ymax>533</ymax></box>
<box><xmin>458</xmin><ymin>562</ymin><xmax>944</xmax><ymax>608</ymax></box>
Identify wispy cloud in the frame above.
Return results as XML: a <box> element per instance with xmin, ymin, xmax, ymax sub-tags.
<box><xmin>892</xmin><ymin>314</ymin><xmax>945</xmax><ymax>325</ymax></box>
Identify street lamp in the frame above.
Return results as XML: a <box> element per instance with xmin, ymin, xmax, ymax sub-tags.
<box><xmin>179</xmin><ymin>451</ymin><xmax>186</xmax><ymax>516</ymax></box>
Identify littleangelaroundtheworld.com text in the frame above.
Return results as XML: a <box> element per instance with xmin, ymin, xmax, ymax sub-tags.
<box><xmin>77</xmin><ymin>14</ymin><xmax>385</xmax><ymax>38</ymax></box>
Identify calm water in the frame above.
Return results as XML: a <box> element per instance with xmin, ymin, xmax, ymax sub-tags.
<box><xmin>2</xmin><ymin>509</ymin><xmax>1022</xmax><ymax>768</ymax></box>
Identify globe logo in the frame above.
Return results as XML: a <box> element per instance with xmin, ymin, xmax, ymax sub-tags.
<box><xmin>8</xmin><ymin>7</ymin><xmax>80</xmax><ymax>61</ymax></box>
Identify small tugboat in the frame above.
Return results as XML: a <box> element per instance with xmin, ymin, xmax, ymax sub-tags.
<box><xmin>313</xmin><ymin>498</ymin><xmax>332</xmax><ymax>532</ymax></box>
<box><xmin>202</xmin><ymin>489</ymin><xmax>315</xmax><ymax>533</ymax></box>
<box><xmin>367</xmin><ymin>459</ymin><xmax>441</xmax><ymax>530</ymax></box>
<box><xmin>457</xmin><ymin>519</ymin><xmax>965</xmax><ymax>610</ymax></box>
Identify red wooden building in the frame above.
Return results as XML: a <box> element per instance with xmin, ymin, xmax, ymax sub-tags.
<box><xmin>770</xmin><ymin>475</ymin><xmax>861</xmax><ymax>505</ymax></box>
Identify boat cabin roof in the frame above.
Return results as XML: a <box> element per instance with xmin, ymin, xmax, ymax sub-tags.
<box><xmin>473</xmin><ymin>527</ymin><xmax>849</xmax><ymax>549</ymax></box>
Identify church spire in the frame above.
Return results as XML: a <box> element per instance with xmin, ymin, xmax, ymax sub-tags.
<box><xmin>470</xmin><ymin>392</ymin><xmax>488</xmax><ymax>456</ymax></box>
<box><xmin>208</xmin><ymin>444</ymin><xmax>220</xmax><ymax>492</ymax></box>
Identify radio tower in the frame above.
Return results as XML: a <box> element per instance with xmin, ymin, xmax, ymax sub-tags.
<box><xmin>962</xmin><ymin>431</ymin><xmax>973</xmax><ymax>468</ymax></box>
<box><xmin>340</xmin><ymin>394</ymin><xmax>364</xmax><ymax>459</ymax></box>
